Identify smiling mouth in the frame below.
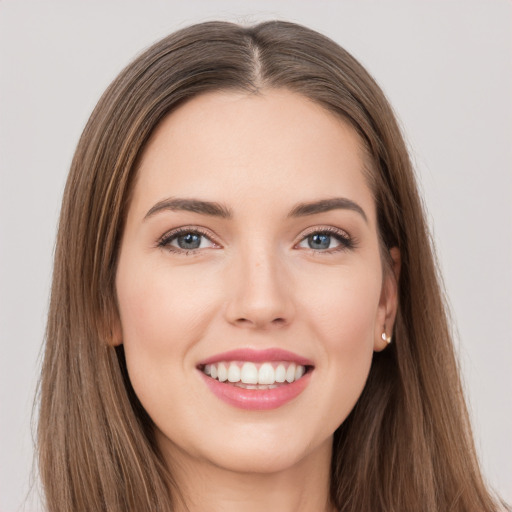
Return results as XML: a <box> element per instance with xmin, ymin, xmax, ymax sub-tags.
<box><xmin>199</xmin><ymin>361</ymin><xmax>312</xmax><ymax>388</ymax></box>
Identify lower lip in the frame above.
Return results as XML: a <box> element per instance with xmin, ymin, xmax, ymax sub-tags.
<box><xmin>199</xmin><ymin>371</ymin><xmax>312</xmax><ymax>410</ymax></box>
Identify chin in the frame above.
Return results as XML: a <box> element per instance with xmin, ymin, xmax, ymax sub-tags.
<box><xmin>212</xmin><ymin>446</ymin><xmax>307</xmax><ymax>475</ymax></box>
<box><xmin>158</xmin><ymin>423</ymin><xmax>333</xmax><ymax>477</ymax></box>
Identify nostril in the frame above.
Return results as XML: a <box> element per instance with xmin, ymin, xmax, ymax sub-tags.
<box><xmin>233</xmin><ymin>317</ymin><xmax>287</xmax><ymax>328</ymax></box>
<box><xmin>235</xmin><ymin>318</ymin><xmax>251</xmax><ymax>325</ymax></box>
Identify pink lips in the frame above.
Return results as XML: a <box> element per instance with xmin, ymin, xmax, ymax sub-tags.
<box><xmin>197</xmin><ymin>348</ymin><xmax>313</xmax><ymax>410</ymax></box>
<box><xmin>198</xmin><ymin>348</ymin><xmax>313</xmax><ymax>366</ymax></box>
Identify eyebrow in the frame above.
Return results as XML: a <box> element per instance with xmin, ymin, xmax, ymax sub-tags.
<box><xmin>144</xmin><ymin>196</ymin><xmax>367</xmax><ymax>223</ymax></box>
<box><xmin>288</xmin><ymin>198</ymin><xmax>368</xmax><ymax>223</ymax></box>
<box><xmin>144</xmin><ymin>198</ymin><xmax>233</xmax><ymax>220</ymax></box>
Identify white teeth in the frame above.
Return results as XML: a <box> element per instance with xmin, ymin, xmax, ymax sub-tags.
<box><xmin>258</xmin><ymin>363</ymin><xmax>275</xmax><ymax>385</ymax></box>
<box><xmin>217</xmin><ymin>362</ymin><xmax>228</xmax><ymax>382</ymax></box>
<box><xmin>202</xmin><ymin>361</ymin><xmax>307</xmax><ymax>385</ymax></box>
<box><xmin>240</xmin><ymin>362</ymin><xmax>258</xmax><ymax>384</ymax></box>
<box><xmin>227</xmin><ymin>364</ymin><xmax>241</xmax><ymax>382</ymax></box>
<box><xmin>275</xmin><ymin>364</ymin><xmax>286</xmax><ymax>383</ymax></box>
<box><xmin>285</xmin><ymin>363</ymin><xmax>296</xmax><ymax>383</ymax></box>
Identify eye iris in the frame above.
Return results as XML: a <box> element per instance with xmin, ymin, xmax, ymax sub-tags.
<box><xmin>308</xmin><ymin>233</ymin><xmax>331</xmax><ymax>250</ymax></box>
<box><xmin>177</xmin><ymin>233</ymin><xmax>201</xmax><ymax>249</ymax></box>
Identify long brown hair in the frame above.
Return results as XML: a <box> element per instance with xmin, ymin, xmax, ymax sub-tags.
<box><xmin>38</xmin><ymin>20</ymin><xmax>505</xmax><ymax>511</ymax></box>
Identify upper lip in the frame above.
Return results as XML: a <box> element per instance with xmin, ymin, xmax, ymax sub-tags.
<box><xmin>198</xmin><ymin>348</ymin><xmax>314</xmax><ymax>367</ymax></box>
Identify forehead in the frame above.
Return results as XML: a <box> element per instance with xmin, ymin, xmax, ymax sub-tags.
<box><xmin>130</xmin><ymin>89</ymin><xmax>375</xmax><ymax>221</ymax></box>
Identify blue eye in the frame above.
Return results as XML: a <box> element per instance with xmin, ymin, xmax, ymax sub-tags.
<box><xmin>307</xmin><ymin>233</ymin><xmax>332</xmax><ymax>250</ymax></box>
<box><xmin>175</xmin><ymin>232</ymin><xmax>203</xmax><ymax>250</ymax></box>
<box><xmin>297</xmin><ymin>229</ymin><xmax>352</xmax><ymax>252</ymax></box>
<box><xmin>159</xmin><ymin>229</ymin><xmax>216</xmax><ymax>253</ymax></box>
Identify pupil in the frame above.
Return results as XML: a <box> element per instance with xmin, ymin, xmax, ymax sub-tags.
<box><xmin>178</xmin><ymin>233</ymin><xmax>201</xmax><ymax>249</ymax></box>
<box><xmin>309</xmin><ymin>233</ymin><xmax>330</xmax><ymax>250</ymax></box>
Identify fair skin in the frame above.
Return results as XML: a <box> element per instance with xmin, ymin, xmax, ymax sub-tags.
<box><xmin>115</xmin><ymin>89</ymin><xmax>399</xmax><ymax>512</ymax></box>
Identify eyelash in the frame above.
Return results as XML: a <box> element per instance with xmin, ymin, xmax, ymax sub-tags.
<box><xmin>296</xmin><ymin>226</ymin><xmax>356</xmax><ymax>253</ymax></box>
<box><xmin>157</xmin><ymin>227</ymin><xmax>218</xmax><ymax>256</ymax></box>
<box><xmin>156</xmin><ymin>226</ymin><xmax>356</xmax><ymax>255</ymax></box>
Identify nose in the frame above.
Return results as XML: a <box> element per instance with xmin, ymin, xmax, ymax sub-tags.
<box><xmin>224</xmin><ymin>247</ymin><xmax>295</xmax><ymax>330</ymax></box>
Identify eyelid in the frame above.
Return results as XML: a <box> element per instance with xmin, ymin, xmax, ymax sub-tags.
<box><xmin>156</xmin><ymin>225</ymin><xmax>222</xmax><ymax>252</ymax></box>
<box><xmin>297</xmin><ymin>225</ymin><xmax>351</xmax><ymax>239</ymax></box>
<box><xmin>294</xmin><ymin>225</ymin><xmax>355</xmax><ymax>251</ymax></box>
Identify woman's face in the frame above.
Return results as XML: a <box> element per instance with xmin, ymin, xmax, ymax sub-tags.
<box><xmin>115</xmin><ymin>89</ymin><xmax>398</xmax><ymax>475</ymax></box>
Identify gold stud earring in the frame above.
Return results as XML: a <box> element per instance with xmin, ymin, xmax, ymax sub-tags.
<box><xmin>381</xmin><ymin>332</ymin><xmax>392</xmax><ymax>344</ymax></box>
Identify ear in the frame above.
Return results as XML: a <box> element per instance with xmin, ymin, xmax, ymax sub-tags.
<box><xmin>374</xmin><ymin>247</ymin><xmax>400</xmax><ymax>352</ymax></box>
<box><xmin>109</xmin><ymin>316</ymin><xmax>123</xmax><ymax>346</ymax></box>
<box><xmin>103</xmin><ymin>304</ymin><xmax>123</xmax><ymax>347</ymax></box>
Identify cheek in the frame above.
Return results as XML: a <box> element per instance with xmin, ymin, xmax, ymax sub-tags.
<box><xmin>116</xmin><ymin>260</ymin><xmax>219</xmax><ymax>356</ymax></box>
<box><xmin>297</xmin><ymin>264</ymin><xmax>381</xmax><ymax>417</ymax></box>
<box><xmin>115</xmin><ymin>256</ymin><xmax>231</xmax><ymax>405</ymax></box>
<box><xmin>300</xmin><ymin>263</ymin><xmax>381</xmax><ymax>345</ymax></box>
<box><xmin>115</xmin><ymin>260</ymin><xmax>217</xmax><ymax>418</ymax></box>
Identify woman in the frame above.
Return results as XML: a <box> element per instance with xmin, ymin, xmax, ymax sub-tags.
<box><xmin>37</xmin><ymin>20</ymin><xmax>506</xmax><ymax>511</ymax></box>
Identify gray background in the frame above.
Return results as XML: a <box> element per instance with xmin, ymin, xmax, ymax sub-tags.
<box><xmin>0</xmin><ymin>1</ymin><xmax>510</xmax><ymax>510</ymax></box>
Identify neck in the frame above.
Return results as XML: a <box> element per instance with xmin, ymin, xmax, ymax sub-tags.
<box><xmin>162</xmin><ymin>437</ymin><xmax>336</xmax><ymax>512</ymax></box>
